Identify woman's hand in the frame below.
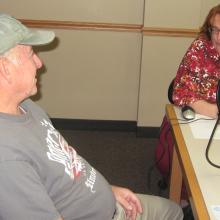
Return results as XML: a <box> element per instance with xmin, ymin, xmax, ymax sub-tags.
<box><xmin>111</xmin><ymin>185</ymin><xmax>142</xmax><ymax>220</ymax></box>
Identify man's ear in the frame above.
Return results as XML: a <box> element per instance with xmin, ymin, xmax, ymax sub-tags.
<box><xmin>0</xmin><ymin>58</ymin><xmax>11</xmax><ymax>83</ymax></box>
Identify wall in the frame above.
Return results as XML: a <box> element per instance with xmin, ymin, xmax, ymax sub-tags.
<box><xmin>1</xmin><ymin>0</ymin><xmax>219</xmax><ymax>126</ymax></box>
<box><xmin>37</xmin><ymin>30</ymin><xmax>142</xmax><ymax>120</ymax></box>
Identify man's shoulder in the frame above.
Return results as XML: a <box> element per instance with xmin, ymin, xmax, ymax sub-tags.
<box><xmin>21</xmin><ymin>98</ymin><xmax>50</xmax><ymax>121</ymax></box>
<box><xmin>22</xmin><ymin>98</ymin><xmax>38</xmax><ymax>109</ymax></box>
<box><xmin>22</xmin><ymin>98</ymin><xmax>46</xmax><ymax>114</ymax></box>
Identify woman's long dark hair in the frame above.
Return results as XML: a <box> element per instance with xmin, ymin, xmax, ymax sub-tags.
<box><xmin>200</xmin><ymin>4</ymin><xmax>220</xmax><ymax>40</ymax></box>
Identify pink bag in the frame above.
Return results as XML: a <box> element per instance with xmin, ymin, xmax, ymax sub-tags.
<box><xmin>155</xmin><ymin>115</ymin><xmax>188</xmax><ymax>199</ymax></box>
<box><xmin>155</xmin><ymin>115</ymin><xmax>173</xmax><ymax>177</ymax></box>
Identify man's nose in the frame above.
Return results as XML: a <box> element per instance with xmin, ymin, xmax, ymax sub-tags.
<box><xmin>34</xmin><ymin>54</ymin><xmax>43</xmax><ymax>69</ymax></box>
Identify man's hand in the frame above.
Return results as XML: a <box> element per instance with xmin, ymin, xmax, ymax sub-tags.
<box><xmin>111</xmin><ymin>185</ymin><xmax>142</xmax><ymax>220</ymax></box>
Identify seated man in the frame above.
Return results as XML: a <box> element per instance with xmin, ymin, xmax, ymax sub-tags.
<box><xmin>0</xmin><ymin>13</ymin><xmax>183</xmax><ymax>220</ymax></box>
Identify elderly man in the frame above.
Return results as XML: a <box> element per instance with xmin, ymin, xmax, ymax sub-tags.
<box><xmin>0</xmin><ymin>13</ymin><xmax>183</xmax><ymax>220</ymax></box>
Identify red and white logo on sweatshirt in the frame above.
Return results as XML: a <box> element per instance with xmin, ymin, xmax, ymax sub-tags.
<box><xmin>41</xmin><ymin>119</ymin><xmax>84</xmax><ymax>180</ymax></box>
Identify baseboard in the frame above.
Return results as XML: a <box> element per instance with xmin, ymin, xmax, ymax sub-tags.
<box><xmin>51</xmin><ymin>118</ymin><xmax>160</xmax><ymax>138</ymax></box>
<box><xmin>136</xmin><ymin>127</ymin><xmax>160</xmax><ymax>138</ymax></box>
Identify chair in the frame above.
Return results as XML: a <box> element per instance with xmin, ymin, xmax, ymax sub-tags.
<box><xmin>167</xmin><ymin>78</ymin><xmax>175</xmax><ymax>104</ymax></box>
<box><xmin>216</xmin><ymin>80</ymin><xmax>220</xmax><ymax>111</ymax></box>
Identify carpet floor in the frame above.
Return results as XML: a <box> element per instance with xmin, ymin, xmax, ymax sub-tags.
<box><xmin>59</xmin><ymin>130</ymin><xmax>168</xmax><ymax>198</ymax></box>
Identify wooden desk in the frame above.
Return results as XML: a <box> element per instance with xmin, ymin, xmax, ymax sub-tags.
<box><xmin>166</xmin><ymin>104</ymin><xmax>220</xmax><ymax>220</ymax></box>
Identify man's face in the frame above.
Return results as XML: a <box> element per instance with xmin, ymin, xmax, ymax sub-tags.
<box><xmin>210</xmin><ymin>14</ymin><xmax>220</xmax><ymax>52</ymax></box>
<box><xmin>5</xmin><ymin>45</ymin><xmax>42</xmax><ymax>99</ymax></box>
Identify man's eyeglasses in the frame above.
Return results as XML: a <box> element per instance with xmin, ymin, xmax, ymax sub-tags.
<box><xmin>209</xmin><ymin>26</ymin><xmax>220</xmax><ymax>36</ymax></box>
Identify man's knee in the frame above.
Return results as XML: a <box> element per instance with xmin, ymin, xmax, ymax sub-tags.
<box><xmin>136</xmin><ymin>194</ymin><xmax>183</xmax><ymax>220</ymax></box>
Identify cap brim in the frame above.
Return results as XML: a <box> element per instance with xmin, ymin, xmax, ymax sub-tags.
<box><xmin>20</xmin><ymin>29</ymin><xmax>55</xmax><ymax>46</ymax></box>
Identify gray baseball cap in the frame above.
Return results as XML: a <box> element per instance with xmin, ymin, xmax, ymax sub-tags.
<box><xmin>0</xmin><ymin>13</ymin><xmax>55</xmax><ymax>54</ymax></box>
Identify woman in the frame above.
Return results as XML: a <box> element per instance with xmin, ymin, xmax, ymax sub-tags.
<box><xmin>173</xmin><ymin>4</ymin><xmax>220</xmax><ymax>117</ymax></box>
<box><xmin>155</xmin><ymin>4</ymin><xmax>220</xmax><ymax>201</ymax></box>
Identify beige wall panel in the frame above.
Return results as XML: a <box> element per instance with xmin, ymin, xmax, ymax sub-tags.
<box><xmin>0</xmin><ymin>0</ymin><xmax>144</xmax><ymax>24</ymax></box>
<box><xmin>199</xmin><ymin>0</ymin><xmax>220</xmax><ymax>25</ymax></box>
<box><xmin>35</xmin><ymin>29</ymin><xmax>142</xmax><ymax>120</ymax></box>
<box><xmin>144</xmin><ymin>0</ymin><xmax>201</xmax><ymax>28</ymax></box>
<box><xmin>137</xmin><ymin>36</ymin><xmax>194</xmax><ymax>127</ymax></box>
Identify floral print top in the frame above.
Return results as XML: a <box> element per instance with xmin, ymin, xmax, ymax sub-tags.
<box><xmin>173</xmin><ymin>35</ymin><xmax>220</xmax><ymax>106</ymax></box>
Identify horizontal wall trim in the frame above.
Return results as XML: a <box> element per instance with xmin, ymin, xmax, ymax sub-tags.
<box><xmin>20</xmin><ymin>19</ymin><xmax>198</xmax><ymax>37</ymax></box>
<box><xmin>143</xmin><ymin>27</ymin><xmax>199</xmax><ymax>38</ymax></box>
<box><xmin>51</xmin><ymin>118</ymin><xmax>160</xmax><ymax>138</ymax></box>
<box><xmin>20</xmin><ymin>19</ymin><xmax>142</xmax><ymax>33</ymax></box>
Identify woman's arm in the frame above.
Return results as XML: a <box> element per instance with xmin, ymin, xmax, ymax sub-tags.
<box><xmin>189</xmin><ymin>100</ymin><xmax>218</xmax><ymax>118</ymax></box>
<box><xmin>173</xmin><ymin>37</ymin><xmax>219</xmax><ymax>109</ymax></box>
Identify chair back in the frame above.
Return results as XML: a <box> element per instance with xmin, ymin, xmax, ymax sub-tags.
<box><xmin>216</xmin><ymin>80</ymin><xmax>220</xmax><ymax>112</ymax></box>
<box><xmin>168</xmin><ymin>78</ymin><xmax>175</xmax><ymax>104</ymax></box>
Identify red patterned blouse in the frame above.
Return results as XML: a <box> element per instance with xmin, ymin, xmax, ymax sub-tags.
<box><xmin>173</xmin><ymin>35</ymin><xmax>220</xmax><ymax>106</ymax></box>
